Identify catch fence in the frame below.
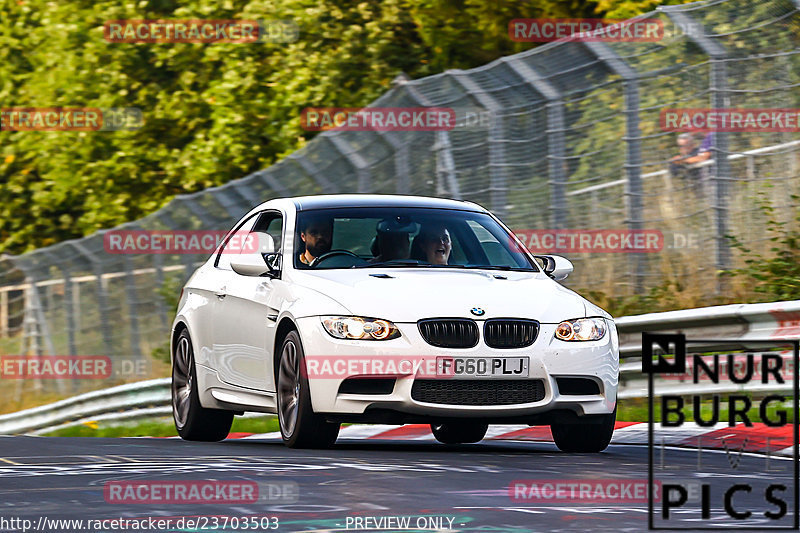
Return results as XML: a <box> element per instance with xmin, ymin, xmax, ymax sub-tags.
<box><xmin>0</xmin><ymin>0</ymin><xmax>798</xmax><ymax>402</ymax></box>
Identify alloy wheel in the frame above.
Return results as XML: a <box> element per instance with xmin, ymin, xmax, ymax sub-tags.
<box><xmin>278</xmin><ymin>340</ymin><xmax>300</xmax><ymax>437</ymax></box>
<box><xmin>172</xmin><ymin>336</ymin><xmax>192</xmax><ymax>428</ymax></box>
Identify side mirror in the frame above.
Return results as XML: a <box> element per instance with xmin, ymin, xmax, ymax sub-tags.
<box><xmin>535</xmin><ymin>254</ymin><xmax>573</xmax><ymax>281</ymax></box>
<box><xmin>231</xmin><ymin>252</ymin><xmax>270</xmax><ymax>277</ymax></box>
<box><xmin>254</xmin><ymin>232</ymin><xmax>276</xmax><ymax>254</ymax></box>
<box><xmin>230</xmin><ymin>233</ymin><xmax>281</xmax><ymax>277</ymax></box>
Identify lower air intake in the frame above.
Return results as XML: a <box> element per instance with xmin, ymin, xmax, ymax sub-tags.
<box><xmin>411</xmin><ymin>379</ymin><xmax>545</xmax><ymax>405</ymax></box>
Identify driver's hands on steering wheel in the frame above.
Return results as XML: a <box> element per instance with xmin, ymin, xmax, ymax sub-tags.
<box><xmin>309</xmin><ymin>249</ymin><xmax>362</xmax><ymax>268</ymax></box>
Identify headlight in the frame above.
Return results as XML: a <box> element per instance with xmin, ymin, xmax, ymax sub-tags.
<box><xmin>321</xmin><ymin>316</ymin><xmax>401</xmax><ymax>340</ymax></box>
<box><xmin>554</xmin><ymin>318</ymin><xmax>607</xmax><ymax>341</ymax></box>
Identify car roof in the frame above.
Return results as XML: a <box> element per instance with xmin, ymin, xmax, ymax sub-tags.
<box><xmin>288</xmin><ymin>194</ymin><xmax>486</xmax><ymax>212</ymax></box>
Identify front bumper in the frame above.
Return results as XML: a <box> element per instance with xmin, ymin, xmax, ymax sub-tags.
<box><xmin>295</xmin><ymin>316</ymin><xmax>619</xmax><ymax>420</ymax></box>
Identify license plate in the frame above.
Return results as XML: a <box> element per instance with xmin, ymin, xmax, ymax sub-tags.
<box><xmin>435</xmin><ymin>356</ymin><xmax>529</xmax><ymax>378</ymax></box>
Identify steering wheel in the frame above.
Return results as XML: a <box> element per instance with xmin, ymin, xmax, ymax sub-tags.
<box><xmin>309</xmin><ymin>250</ymin><xmax>365</xmax><ymax>268</ymax></box>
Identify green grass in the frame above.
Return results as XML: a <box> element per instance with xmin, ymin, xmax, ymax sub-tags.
<box><xmin>617</xmin><ymin>398</ymin><xmax>650</xmax><ymax>422</ymax></box>
<box><xmin>618</xmin><ymin>397</ymin><xmax>795</xmax><ymax>424</ymax></box>
<box><xmin>42</xmin><ymin>415</ymin><xmax>279</xmax><ymax>438</ymax></box>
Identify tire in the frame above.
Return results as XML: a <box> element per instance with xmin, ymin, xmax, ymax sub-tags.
<box><xmin>277</xmin><ymin>330</ymin><xmax>340</xmax><ymax>448</ymax></box>
<box><xmin>172</xmin><ymin>329</ymin><xmax>234</xmax><ymax>441</ymax></box>
<box><xmin>551</xmin><ymin>406</ymin><xmax>616</xmax><ymax>453</ymax></box>
<box><xmin>431</xmin><ymin>422</ymin><xmax>488</xmax><ymax>444</ymax></box>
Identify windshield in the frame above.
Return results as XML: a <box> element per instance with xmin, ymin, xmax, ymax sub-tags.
<box><xmin>293</xmin><ymin>207</ymin><xmax>537</xmax><ymax>271</ymax></box>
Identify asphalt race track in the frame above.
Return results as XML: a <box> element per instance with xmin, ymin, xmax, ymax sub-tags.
<box><xmin>0</xmin><ymin>434</ymin><xmax>794</xmax><ymax>532</ymax></box>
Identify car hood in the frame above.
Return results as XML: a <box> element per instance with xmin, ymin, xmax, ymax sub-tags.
<box><xmin>291</xmin><ymin>268</ymin><xmax>588</xmax><ymax>323</ymax></box>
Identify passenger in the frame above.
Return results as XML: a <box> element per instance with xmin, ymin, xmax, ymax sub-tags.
<box><xmin>370</xmin><ymin>216</ymin><xmax>417</xmax><ymax>263</ymax></box>
<box><xmin>411</xmin><ymin>224</ymin><xmax>452</xmax><ymax>265</ymax></box>
<box><xmin>298</xmin><ymin>215</ymin><xmax>333</xmax><ymax>266</ymax></box>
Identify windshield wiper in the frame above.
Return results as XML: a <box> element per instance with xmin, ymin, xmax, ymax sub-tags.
<box><xmin>463</xmin><ymin>265</ymin><xmax>536</xmax><ymax>272</ymax></box>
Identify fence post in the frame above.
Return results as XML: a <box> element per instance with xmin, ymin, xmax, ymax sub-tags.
<box><xmin>59</xmin><ymin>267</ymin><xmax>79</xmax><ymax>393</ymax></box>
<box><xmin>502</xmin><ymin>58</ymin><xmax>567</xmax><ymax>229</ymax></box>
<box><xmin>328</xmin><ymin>135</ymin><xmax>373</xmax><ymax>193</ymax></box>
<box><xmin>394</xmin><ymin>80</ymin><xmax>462</xmax><ymax>199</ymax></box>
<box><xmin>215</xmin><ymin>185</ymin><xmax>253</xmax><ymax>220</ymax></box>
<box><xmin>0</xmin><ymin>289</ymin><xmax>6</xmax><ymax>337</ymax></box>
<box><xmin>59</xmin><ymin>268</ymin><xmax>77</xmax><ymax>357</ymax></box>
<box><xmin>252</xmin><ymin>169</ymin><xmax>292</xmax><ymax>198</ymax></box>
<box><xmin>73</xmin><ymin>278</ymin><xmax>80</xmax><ymax>333</ymax></box>
<box><xmin>433</xmin><ymin>132</ymin><xmax>462</xmax><ymax>199</ymax></box>
<box><xmin>21</xmin><ymin>282</ymin><xmax>40</xmax><ymax>393</ymax></box>
<box><xmin>26</xmin><ymin>277</ymin><xmax>56</xmax><ymax>361</ymax></box>
<box><xmin>387</xmin><ymin>75</ymin><xmax>416</xmax><ymax>195</ymax></box>
<box><xmin>156</xmin><ymin>211</ymin><xmax>198</xmax><ymax>284</ymax></box>
<box><xmin>26</xmin><ymin>276</ymin><xmax>64</xmax><ymax>394</ymax></box>
<box><xmin>69</xmin><ymin>242</ymin><xmax>114</xmax><ymax>357</ymax></box>
<box><xmin>231</xmin><ymin>179</ymin><xmax>260</xmax><ymax>205</ymax></box>
<box><xmin>123</xmin><ymin>255</ymin><xmax>142</xmax><ymax>359</ymax></box>
<box><xmin>153</xmin><ymin>253</ymin><xmax>168</xmax><ymax>328</ymax></box>
<box><xmin>450</xmin><ymin>73</ymin><xmax>508</xmax><ymax>217</ymax></box>
<box><xmin>664</xmin><ymin>9</ymin><xmax>731</xmax><ymax>292</ymax></box>
<box><xmin>711</xmin><ymin>59</ymin><xmax>732</xmax><ymax>286</ymax></box>
<box><xmin>177</xmin><ymin>195</ymin><xmax>215</xmax><ymax>225</ymax></box>
<box><xmin>290</xmin><ymin>153</ymin><xmax>340</xmax><ymax>194</ymax></box>
<box><xmin>395</xmin><ymin>142</ymin><xmax>410</xmax><ymax>194</ymax></box>
<box><xmin>583</xmin><ymin>41</ymin><xmax>645</xmax><ymax>295</ymax></box>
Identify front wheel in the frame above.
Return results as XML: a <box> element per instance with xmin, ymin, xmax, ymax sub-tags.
<box><xmin>277</xmin><ymin>330</ymin><xmax>340</xmax><ymax>448</ymax></box>
<box><xmin>172</xmin><ymin>330</ymin><xmax>234</xmax><ymax>441</ymax></box>
<box><xmin>431</xmin><ymin>422</ymin><xmax>488</xmax><ymax>444</ymax></box>
<box><xmin>551</xmin><ymin>406</ymin><xmax>616</xmax><ymax>453</ymax></box>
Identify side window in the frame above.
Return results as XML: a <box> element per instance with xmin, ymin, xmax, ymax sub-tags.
<box><xmin>252</xmin><ymin>211</ymin><xmax>284</xmax><ymax>254</ymax></box>
<box><xmin>215</xmin><ymin>213</ymin><xmax>259</xmax><ymax>271</ymax></box>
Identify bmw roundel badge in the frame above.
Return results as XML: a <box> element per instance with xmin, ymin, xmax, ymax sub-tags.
<box><xmin>470</xmin><ymin>307</ymin><xmax>485</xmax><ymax>316</ymax></box>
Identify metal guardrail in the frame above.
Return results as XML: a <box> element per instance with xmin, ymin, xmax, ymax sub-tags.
<box><xmin>0</xmin><ymin>378</ymin><xmax>170</xmax><ymax>435</ymax></box>
<box><xmin>1</xmin><ymin>300</ymin><xmax>798</xmax><ymax>434</ymax></box>
<box><xmin>616</xmin><ymin>300</ymin><xmax>799</xmax><ymax>399</ymax></box>
<box><xmin>616</xmin><ymin>299</ymin><xmax>800</xmax><ymax>355</ymax></box>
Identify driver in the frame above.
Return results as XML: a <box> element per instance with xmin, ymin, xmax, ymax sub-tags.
<box><xmin>298</xmin><ymin>215</ymin><xmax>333</xmax><ymax>266</ymax></box>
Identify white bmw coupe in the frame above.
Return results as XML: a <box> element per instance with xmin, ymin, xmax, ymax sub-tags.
<box><xmin>171</xmin><ymin>195</ymin><xmax>619</xmax><ymax>451</ymax></box>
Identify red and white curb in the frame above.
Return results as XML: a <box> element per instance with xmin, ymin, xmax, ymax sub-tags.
<box><xmin>224</xmin><ymin>422</ymin><xmax>794</xmax><ymax>456</ymax></box>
